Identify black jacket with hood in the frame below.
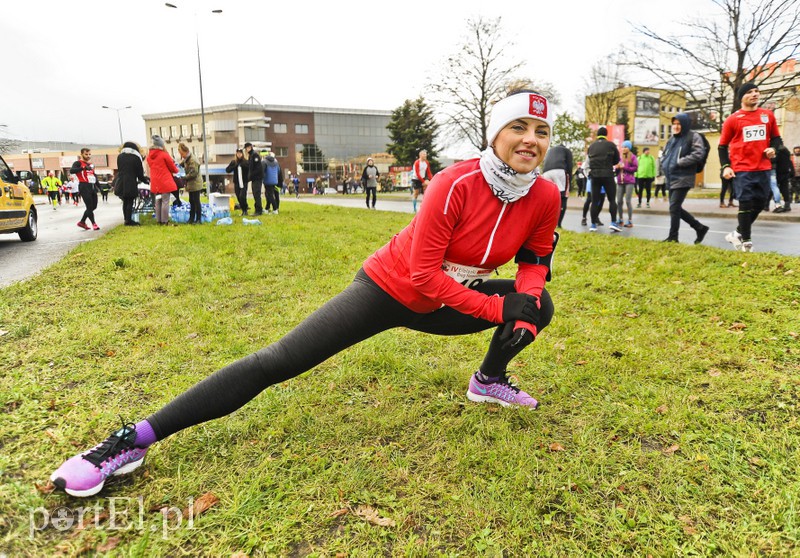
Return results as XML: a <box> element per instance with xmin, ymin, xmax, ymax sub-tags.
<box><xmin>661</xmin><ymin>112</ymin><xmax>704</xmax><ymax>190</ymax></box>
<box><xmin>587</xmin><ymin>135</ymin><xmax>620</xmax><ymax>178</ymax></box>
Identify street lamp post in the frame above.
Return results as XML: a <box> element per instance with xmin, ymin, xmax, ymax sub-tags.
<box><xmin>165</xmin><ymin>3</ymin><xmax>222</xmax><ymax>202</ymax></box>
<box><xmin>101</xmin><ymin>105</ymin><xmax>132</xmax><ymax>145</ymax></box>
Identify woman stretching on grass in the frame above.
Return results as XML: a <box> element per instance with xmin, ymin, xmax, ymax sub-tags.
<box><xmin>51</xmin><ymin>90</ymin><xmax>562</xmax><ymax>497</ymax></box>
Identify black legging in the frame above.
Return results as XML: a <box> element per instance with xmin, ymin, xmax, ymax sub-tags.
<box><xmin>188</xmin><ymin>190</ymin><xmax>202</xmax><ymax>223</ymax></box>
<box><xmin>637</xmin><ymin>178</ymin><xmax>653</xmax><ymax>204</ymax></box>
<box><xmin>558</xmin><ymin>194</ymin><xmax>567</xmax><ymax>227</ymax></box>
<box><xmin>146</xmin><ymin>269</ymin><xmax>554</xmax><ymax>440</ymax></box>
<box><xmin>122</xmin><ymin>197</ymin><xmax>135</xmax><ymax>223</ymax></box>
<box><xmin>720</xmin><ymin>177</ymin><xmax>734</xmax><ymax>205</ymax></box>
<box><xmin>654</xmin><ymin>179</ymin><xmax>667</xmax><ymax>199</ymax></box>
<box><xmin>366</xmin><ymin>187</ymin><xmax>377</xmax><ymax>208</ymax></box>
<box><xmin>78</xmin><ymin>183</ymin><xmax>97</xmax><ymax>225</ymax></box>
<box><xmin>590</xmin><ymin>176</ymin><xmax>616</xmax><ymax>226</ymax></box>
<box><xmin>266</xmin><ymin>185</ymin><xmax>280</xmax><ymax>212</ymax></box>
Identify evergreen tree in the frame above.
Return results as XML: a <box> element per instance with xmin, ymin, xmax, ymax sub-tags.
<box><xmin>552</xmin><ymin>113</ymin><xmax>591</xmax><ymax>162</ymax></box>
<box><xmin>386</xmin><ymin>98</ymin><xmax>440</xmax><ymax>170</ymax></box>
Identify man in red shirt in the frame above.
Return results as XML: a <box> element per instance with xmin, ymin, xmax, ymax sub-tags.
<box><xmin>718</xmin><ymin>82</ymin><xmax>783</xmax><ymax>252</ymax></box>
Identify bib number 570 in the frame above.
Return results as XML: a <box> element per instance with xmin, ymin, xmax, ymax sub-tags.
<box><xmin>742</xmin><ymin>125</ymin><xmax>766</xmax><ymax>142</ymax></box>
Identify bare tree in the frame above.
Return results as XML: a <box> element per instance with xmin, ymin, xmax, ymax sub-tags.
<box><xmin>0</xmin><ymin>138</ymin><xmax>19</xmax><ymax>155</ymax></box>
<box><xmin>581</xmin><ymin>54</ymin><xmax>630</xmax><ymax>126</ymax></box>
<box><xmin>503</xmin><ymin>78</ymin><xmax>562</xmax><ymax>106</ymax></box>
<box><xmin>628</xmin><ymin>0</ymin><xmax>800</xmax><ymax>128</ymax></box>
<box><xmin>427</xmin><ymin>16</ymin><xmax>525</xmax><ymax>152</ymax></box>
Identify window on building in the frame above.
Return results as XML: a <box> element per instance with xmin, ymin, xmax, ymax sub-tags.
<box><xmin>274</xmin><ymin>147</ymin><xmax>288</xmax><ymax>157</ymax></box>
<box><xmin>160</xmin><ymin>126</ymin><xmax>169</xmax><ymax>139</ymax></box>
<box><xmin>150</xmin><ymin>127</ymin><xmax>158</xmax><ymax>138</ymax></box>
<box><xmin>181</xmin><ymin>124</ymin><xmax>190</xmax><ymax>138</ymax></box>
<box><xmin>192</xmin><ymin>123</ymin><xmax>201</xmax><ymax>137</ymax></box>
<box><xmin>170</xmin><ymin>125</ymin><xmax>179</xmax><ymax>139</ymax></box>
<box><xmin>244</xmin><ymin>128</ymin><xmax>266</xmax><ymax>142</ymax></box>
<box><xmin>295</xmin><ymin>123</ymin><xmax>309</xmax><ymax>134</ymax></box>
<box><xmin>660</xmin><ymin>124</ymin><xmax>666</xmax><ymax>139</ymax></box>
<box><xmin>273</xmin><ymin>123</ymin><xmax>287</xmax><ymax>134</ymax></box>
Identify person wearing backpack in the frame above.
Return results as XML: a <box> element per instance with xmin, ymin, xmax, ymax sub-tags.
<box><xmin>262</xmin><ymin>152</ymin><xmax>283</xmax><ymax>214</ymax></box>
<box><xmin>660</xmin><ymin>113</ymin><xmax>709</xmax><ymax>244</ymax></box>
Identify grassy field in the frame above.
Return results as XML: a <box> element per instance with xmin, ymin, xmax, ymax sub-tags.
<box><xmin>1</xmin><ymin>203</ymin><xmax>799</xmax><ymax>557</ymax></box>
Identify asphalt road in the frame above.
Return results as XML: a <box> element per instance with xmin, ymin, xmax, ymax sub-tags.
<box><xmin>0</xmin><ymin>196</ymin><xmax>124</xmax><ymax>288</ymax></box>
<box><xmin>2</xmin><ymin>192</ymin><xmax>799</xmax><ymax>290</ymax></box>
<box><xmin>287</xmin><ymin>194</ymin><xmax>800</xmax><ymax>256</ymax></box>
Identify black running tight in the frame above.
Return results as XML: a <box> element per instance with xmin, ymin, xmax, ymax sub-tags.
<box><xmin>147</xmin><ymin>270</ymin><xmax>554</xmax><ymax>440</ymax></box>
<box><xmin>79</xmin><ymin>183</ymin><xmax>97</xmax><ymax>225</ymax></box>
<box><xmin>365</xmin><ymin>187</ymin><xmax>376</xmax><ymax>208</ymax></box>
<box><xmin>590</xmin><ymin>177</ymin><xmax>616</xmax><ymax>226</ymax></box>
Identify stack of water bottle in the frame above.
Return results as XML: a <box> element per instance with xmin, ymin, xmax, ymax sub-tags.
<box><xmin>168</xmin><ymin>202</ymin><xmax>230</xmax><ymax>224</ymax></box>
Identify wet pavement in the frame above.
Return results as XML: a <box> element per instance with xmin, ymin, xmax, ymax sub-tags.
<box><xmin>287</xmin><ymin>193</ymin><xmax>800</xmax><ymax>256</ymax></box>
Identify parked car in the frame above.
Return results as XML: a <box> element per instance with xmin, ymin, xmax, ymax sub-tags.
<box><xmin>0</xmin><ymin>154</ymin><xmax>37</xmax><ymax>241</ymax></box>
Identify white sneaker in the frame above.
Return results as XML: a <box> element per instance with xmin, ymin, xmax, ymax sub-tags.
<box><xmin>742</xmin><ymin>241</ymin><xmax>753</xmax><ymax>252</ymax></box>
<box><xmin>725</xmin><ymin>231</ymin><xmax>743</xmax><ymax>251</ymax></box>
<box><xmin>273</xmin><ymin>210</ymin><xmax>278</xmax><ymax>215</ymax></box>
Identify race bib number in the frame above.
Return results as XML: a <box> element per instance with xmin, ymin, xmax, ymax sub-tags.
<box><xmin>742</xmin><ymin>124</ymin><xmax>766</xmax><ymax>142</ymax></box>
<box><xmin>88</xmin><ymin>175</ymin><xmax>97</xmax><ymax>184</ymax></box>
<box><xmin>442</xmin><ymin>260</ymin><xmax>494</xmax><ymax>289</ymax></box>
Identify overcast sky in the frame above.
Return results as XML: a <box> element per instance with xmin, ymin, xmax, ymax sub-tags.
<box><xmin>2</xmin><ymin>0</ymin><xmax>710</xmax><ymax>158</ymax></box>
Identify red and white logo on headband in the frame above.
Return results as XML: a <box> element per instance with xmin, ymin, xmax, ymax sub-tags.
<box><xmin>529</xmin><ymin>94</ymin><xmax>548</xmax><ymax>120</ymax></box>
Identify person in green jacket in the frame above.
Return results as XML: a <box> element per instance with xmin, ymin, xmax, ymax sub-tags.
<box><xmin>179</xmin><ymin>143</ymin><xmax>204</xmax><ymax>224</ymax></box>
<box><xmin>636</xmin><ymin>147</ymin><xmax>657</xmax><ymax>208</ymax></box>
<box><xmin>42</xmin><ymin>171</ymin><xmax>63</xmax><ymax>209</ymax></box>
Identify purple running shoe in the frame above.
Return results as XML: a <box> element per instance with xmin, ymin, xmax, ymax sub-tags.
<box><xmin>467</xmin><ymin>372</ymin><xmax>538</xmax><ymax>409</ymax></box>
<box><xmin>50</xmin><ymin>422</ymin><xmax>148</xmax><ymax>497</ymax></box>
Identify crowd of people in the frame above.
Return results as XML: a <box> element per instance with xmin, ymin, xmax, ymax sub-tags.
<box><xmin>575</xmin><ymin>82</ymin><xmax>794</xmax><ymax>251</ymax></box>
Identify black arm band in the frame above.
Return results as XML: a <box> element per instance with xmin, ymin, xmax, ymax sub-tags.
<box><xmin>770</xmin><ymin>136</ymin><xmax>783</xmax><ymax>150</ymax></box>
<box><xmin>718</xmin><ymin>145</ymin><xmax>731</xmax><ymax>168</ymax></box>
<box><xmin>515</xmin><ymin>232</ymin><xmax>560</xmax><ymax>282</ymax></box>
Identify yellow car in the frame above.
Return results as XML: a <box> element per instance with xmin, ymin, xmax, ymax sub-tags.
<box><xmin>0</xmin><ymin>154</ymin><xmax>37</xmax><ymax>241</ymax></box>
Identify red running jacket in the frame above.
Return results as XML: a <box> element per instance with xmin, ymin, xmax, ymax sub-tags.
<box><xmin>363</xmin><ymin>158</ymin><xmax>560</xmax><ymax>334</ymax></box>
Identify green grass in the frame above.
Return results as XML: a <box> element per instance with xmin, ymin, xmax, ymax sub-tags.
<box><xmin>1</xmin><ymin>203</ymin><xmax>799</xmax><ymax>557</ymax></box>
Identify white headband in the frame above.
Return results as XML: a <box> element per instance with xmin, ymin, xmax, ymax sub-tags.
<box><xmin>487</xmin><ymin>92</ymin><xmax>553</xmax><ymax>146</ymax></box>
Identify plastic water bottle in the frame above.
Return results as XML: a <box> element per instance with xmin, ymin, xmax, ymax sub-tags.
<box><xmin>215</xmin><ymin>217</ymin><xmax>233</xmax><ymax>226</ymax></box>
<box><xmin>242</xmin><ymin>218</ymin><xmax>262</xmax><ymax>226</ymax></box>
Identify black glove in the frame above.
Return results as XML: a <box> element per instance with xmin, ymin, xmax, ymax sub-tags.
<box><xmin>501</xmin><ymin>292</ymin><xmax>540</xmax><ymax>324</ymax></box>
<box><xmin>499</xmin><ymin>321</ymin><xmax>535</xmax><ymax>351</ymax></box>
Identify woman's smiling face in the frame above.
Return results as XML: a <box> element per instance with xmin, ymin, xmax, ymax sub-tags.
<box><xmin>493</xmin><ymin>118</ymin><xmax>550</xmax><ymax>173</ymax></box>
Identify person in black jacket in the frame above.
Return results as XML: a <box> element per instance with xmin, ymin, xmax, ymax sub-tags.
<box><xmin>244</xmin><ymin>143</ymin><xmax>264</xmax><ymax>215</ymax></box>
<box><xmin>116</xmin><ymin>142</ymin><xmax>146</xmax><ymax>226</ymax></box>
<box><xmin>586</xmin><ymin>127</ymin><xmax>621</xmax><ymax>232</ymax></box>
<box><xmin>660</xmin><ymin>113</ymin><xmax>709</xmax><ymax>244</ymax></box>
<box><xmin>541</xmin><ymin>144</ymin><xmax>573</xmax><ymax>227</ymax></box>
<box><xmin>773</xmin><ymin>145</ymin><xmax>794</xmax><ymax>213</ymax></box>
<box><xmin>225</xmin><ymin>149</ymin><xmax>250</xmax><ymax>215</ymax></box>
<box><xmin>574</xmin><ymin>162</ymin><xmax>587</xmax><ymax>197</ymax></box>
